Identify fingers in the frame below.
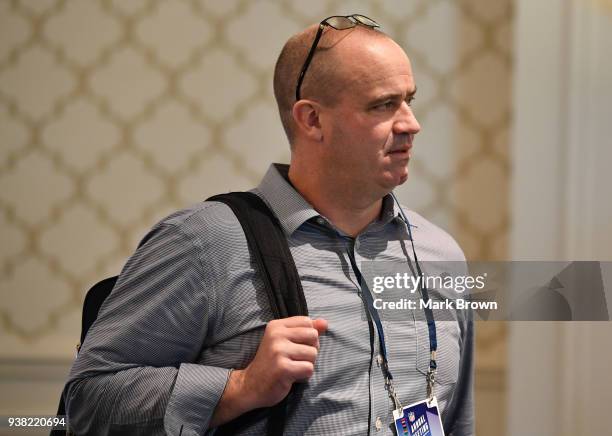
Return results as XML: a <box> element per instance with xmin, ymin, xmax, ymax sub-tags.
<box><xmin>312</xmin><ymin>318</ymin><xmax>328</xmax><ymax>334</ymax></box>
<box><xmin>275</xmin><ymin>316</ymin><xmax>317</xmax><ymax>328</ymax></box>
<box><xmin>287</xmin><ymin>360</ymin><xmax>315</xmax><ymax>381</ymax></box>
<box><xmin>274</xmin><ymin>316</ymin><xmax>328</xmax><ymax>332</ymax></box>
<box><xmin>240</xmin><ymin>317</ymin><xmax>327</xmax><ymax>408</ymax></box>
<box><xmin>285</xmin><ymin>343</ymin><xmax>318</xmax><ymax>363</ymax></box>
<box><xmin>284</xmin><ymin>327</ymin><xmax>319</xmax><ymax>347</ymax></box>
<box><xmin>269</xmin><ymin>317</ymin><xmax>328</xmax><ymax>349</ymax></box>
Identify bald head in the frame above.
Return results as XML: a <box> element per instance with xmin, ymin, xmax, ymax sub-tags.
<box><xmin>273</xmin><ymin>23</ymin><xmax>394</xmax><ymax>145</ymax></box>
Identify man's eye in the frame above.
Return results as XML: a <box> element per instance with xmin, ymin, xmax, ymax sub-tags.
<box><xmin>406</xmin><ymin>96</ymin><xmax>416</xmax><ymax>106</ymax></box>
<box><xmin>374</xmin><ymin>101</ymin><xmax>395</xmax><ymax>110</ymax></box>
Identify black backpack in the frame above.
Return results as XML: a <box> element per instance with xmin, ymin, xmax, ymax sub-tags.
<box><xmin>54</xmin><ymin>192</ymin><xmax>308</xmax><ymax>435</ymax></box>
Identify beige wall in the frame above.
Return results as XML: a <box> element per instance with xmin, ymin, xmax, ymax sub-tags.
<box><xmin>0</xmin><ymin>0</ymin><xmax>512</xmax><ymax>433</ymax></box>
<box><xmin>509</xmin><ymin>0</ymin><xmax>612</xmax><ymax>434</ymax></box>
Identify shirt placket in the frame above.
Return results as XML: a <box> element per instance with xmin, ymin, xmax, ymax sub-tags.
<box><xmin>353</xmin><ymin>233</ymin><xmax>394</xmax><ymax>434</ymax></box>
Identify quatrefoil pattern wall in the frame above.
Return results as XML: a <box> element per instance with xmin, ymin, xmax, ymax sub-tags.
<box><xmin>0</xmin><ymin>0</ymin><xmax>511</xmax><ymax>384</ymax></box>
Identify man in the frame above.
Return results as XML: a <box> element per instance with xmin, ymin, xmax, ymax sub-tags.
<box><xmin>65</xmin><ymin>16</ymin><xmax>473</xmax><ymax>435</ymax></box>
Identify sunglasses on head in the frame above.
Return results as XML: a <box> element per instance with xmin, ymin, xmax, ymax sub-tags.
<box><xmin>295</xmin><ymin>14</ymin><xmax>380</xmax><ymax>102</ymax></box>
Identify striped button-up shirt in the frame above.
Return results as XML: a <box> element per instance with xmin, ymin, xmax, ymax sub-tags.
<box><xmin>65</xmin><ymin>163</ymin><xmax>473</xmax><ymax>435</ymax></box>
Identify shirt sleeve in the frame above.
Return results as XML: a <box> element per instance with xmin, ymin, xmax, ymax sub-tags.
<box><xmin>64</xmin><ymin>222</ymin><xmax>229</xmax><ymax>436</ymax></box>
<box><xmin>443</xmin><ymin>308</ymin><xmax>475</xmax><ymax>436</ymax></box>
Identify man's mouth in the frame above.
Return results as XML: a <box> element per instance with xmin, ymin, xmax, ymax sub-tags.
<box><xmin>386</xmin><ymin>145</ymin><xmax>412</xmax><ymax>156</ymax></box>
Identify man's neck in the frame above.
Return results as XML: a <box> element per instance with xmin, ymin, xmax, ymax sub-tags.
<box><xmin>287</xmin><ymin>163</ymin><xmax>383</xmax><ymax>237</ymax></box>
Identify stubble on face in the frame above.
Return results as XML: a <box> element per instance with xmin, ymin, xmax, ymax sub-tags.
<box><xmin>321</xmin><ymin>33</ymin><xmax>419</xmax><ymax>199</ymax></box>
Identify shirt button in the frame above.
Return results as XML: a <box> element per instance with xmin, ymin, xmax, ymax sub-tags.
<box><xmin>375</xmin><ymin>416</ymin><xmax>383</xmax><ymax>431</ymax></box>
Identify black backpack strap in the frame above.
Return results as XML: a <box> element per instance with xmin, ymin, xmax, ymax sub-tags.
<box><xmin>79</xmin><ymin>276</ymin><xmax>118</xmax><ymax>347</ymax></box>
<box><xmin>208</xmin><ymin>192</ymin><xmax>308</xmax><ymax>436</ymax></box>
<box><xmin>208</xmin><ymin>192</ymin><xmax>307</xmax><ymax>318</ymax></box>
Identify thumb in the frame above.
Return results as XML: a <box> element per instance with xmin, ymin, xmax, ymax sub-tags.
<box><xmin>312</xmin><ymin>318</ymin><xmax>328</xmax><ymax>334</ymax></box>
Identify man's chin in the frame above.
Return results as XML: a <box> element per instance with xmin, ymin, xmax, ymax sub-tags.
<box><xmin>385</xmin><ymin>161</ymin><xmax>409</xmax><ymax>184</ymax></box>
<box><xmin>380</xmin><ymin>170</ymin><xmax>409</xmax><ymax>192</ymax></box>
<box><xmin>391</xmin><ymin>168</ymin><xmax>409</xmax><ymax>186</ymax></box>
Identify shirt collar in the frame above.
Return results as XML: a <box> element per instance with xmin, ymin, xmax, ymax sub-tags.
<box><xmin>256</xmin><ymin>164</ymin><xmax>319</xmax><ymax>236</ymax></box>
<box><xmin>256</xmin><ymin>163</ymin><xmax>404</xmax><ymax>236</ymax></box>
<box><xmin>382</xmin><ymin>193</ymin><xmax>400</xmax><ymax>225</ymax></box>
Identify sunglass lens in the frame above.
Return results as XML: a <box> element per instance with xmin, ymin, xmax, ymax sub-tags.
<box><xmin>352</xmin><ymin>15</ymin><xmax>379</xmax><ymax>27</ymax></box>
<box><xmin>325</xmin><ymin>16</ymin><xmax>355</xmax><ymax>30</ymax></box>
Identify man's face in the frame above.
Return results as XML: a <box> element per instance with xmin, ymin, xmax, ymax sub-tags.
<box><xmin>320</xmin><ymin>37</ymin><xmax>420</xmax><ymax>197</ymax></box>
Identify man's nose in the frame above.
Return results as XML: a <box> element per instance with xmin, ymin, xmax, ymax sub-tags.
<box><xmin>393</xmin><ymin>101</ymin><xmax>421</xmax><ymax>135</ymax></box>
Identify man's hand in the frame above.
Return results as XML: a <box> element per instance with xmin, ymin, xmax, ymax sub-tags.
<box><xmin>242</xmin><ymin>316</ymin><xmax>328</xmax><ymax>408</ymax></box>
<box><xmin>210</xmin><ymin>316</ymin><xmax>328</xmax><ymax>427</ymax></box>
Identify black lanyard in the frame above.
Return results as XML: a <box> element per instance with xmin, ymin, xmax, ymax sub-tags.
<box><xmin>347</xmin><ymin>245</ymin><xmax>393</xmax><ymax>375</ymax></box>
<box><xmin>345</xmin><ymin>215</ymin><xmax>438</xmax><ymax>403</ymax></box>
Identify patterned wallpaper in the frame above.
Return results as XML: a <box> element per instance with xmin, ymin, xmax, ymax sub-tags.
<box><xmin>0</xmin><ymin>0</ymin><xmax>511</xmax><ymax>343</ymax></box>
<box><xmin>0</xmin><ymin>0</ymin><xmax>510</xmax><ymax>430</ymax></box>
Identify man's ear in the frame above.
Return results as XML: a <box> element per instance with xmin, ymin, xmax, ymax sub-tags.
<box><xmin>292</xmin><ymin>100</ymin><xmax>324</xmax><ymax>142</ymax></box>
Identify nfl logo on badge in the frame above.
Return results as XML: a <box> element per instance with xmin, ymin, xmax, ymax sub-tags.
<box><xmin>408</xmin><ymin>411</ymin><xmax>415</xmax><ymax>423</ymax></box>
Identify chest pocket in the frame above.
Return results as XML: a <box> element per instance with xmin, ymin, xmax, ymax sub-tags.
<box><xmin>415</xmin><ymin>318</ymin><xmax>461</xmax><ymax>385</ymax></box>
